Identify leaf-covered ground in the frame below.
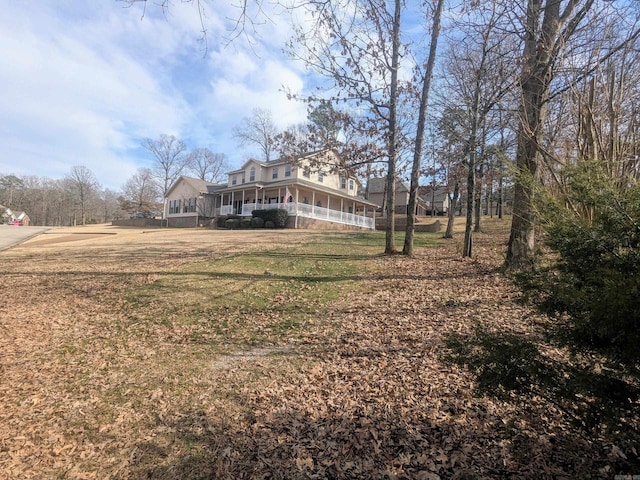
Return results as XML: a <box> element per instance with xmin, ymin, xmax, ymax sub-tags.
<box><xmin>0</xmin><ymin>222</ymin><xmax>637</xmax><ymax>479</ymax></box>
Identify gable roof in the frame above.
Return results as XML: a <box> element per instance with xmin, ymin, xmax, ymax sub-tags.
<box><xmin>367</xmin><ymin>177</ymin><xmax>410</xmax><ymax>194</ymax></box>
<box><xmin>165</xmin><ymin>176</ymin><xmax>224</xmax><ymax>197</ymax></box>
<box><xmin>419</xmin><ymin>185</ymin><xmax>450</xmax><ymax>203</ymax></box>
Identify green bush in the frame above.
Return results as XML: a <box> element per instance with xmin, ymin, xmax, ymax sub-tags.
<box><xmin>251</xmin><ymin>217</ymin><xmax>265</xmax><ymax>228</ymax></box>
<box><xmin>269</xmin><ymin>209</ymin><xmax>289</xmax><ymax>228</ymax></box>
<box><xmin>225</xmin><ymin>218</ymin><xmax>240</xmax><ymax>229</ymax></box>
<box><xmin>264</xmin><ymin>220</ymin><xmax>275</xmax><ymax>229</ymax></box>
<box><xmin>251</xmin><ymin>209</ymin><xmax>269</xmax><ymax>221</ymax></box>
<box><xmin>240</xmin><ymin>218</ymin><xmax>252</xmax><ymax>228</ymax></box>
<box><xmin>216</xmin><ymin>215</ymin><xmax>240</xmax><ymax>228</ymax></box>
<box><xmin>519</xmin><ymin>160</ymin><xmax>640</xmax><ymax>367</ymax></box>
<box><xmin>251</xmin><ymin>209</ymin><xmax>288</xmax><ymax>228</ymax></box>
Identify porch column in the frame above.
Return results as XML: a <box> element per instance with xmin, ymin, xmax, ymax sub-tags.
<box><xmin>327</xmin><ymin>196</ymin><xmax>331</xmax><ymax>219</ymax></box>
<box><xmin>312</xmin><ymin>191</ymin><xmax>316</xmax><ymax>214</ymax></box>
<box><xmin>340</xmin><ymin>199</ymin><xmax>344</xmax><ymax>222</ymax></box>
<box><xmin>295</xmin><ymin>188</ymin><xmax>299</xmax><ymax>229</ymax></box>
<box><xmin>278</xmin><ymin>188</ymin><xmax>281</xmax><ymax>207</ymax></box>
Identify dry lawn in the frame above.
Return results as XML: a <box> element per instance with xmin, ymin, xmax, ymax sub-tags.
<box><xmin>0</xmin><ymin>221</ymin><xmax>636</xmax><ymax>479</ymax></box>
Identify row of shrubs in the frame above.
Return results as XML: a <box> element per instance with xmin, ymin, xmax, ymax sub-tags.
<box><xmin>216</xmin><ymin>209</ymin><xmax>289</xmax><ymax>229</ymax></box>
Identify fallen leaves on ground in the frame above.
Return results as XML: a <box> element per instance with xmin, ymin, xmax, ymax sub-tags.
<box><xmin>0</xmin><ymin>225</ymin><xmax>636</xmax><ymax>479</ymax></box>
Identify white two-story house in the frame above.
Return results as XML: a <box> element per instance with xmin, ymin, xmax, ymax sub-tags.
<box><xmin>163</xmin><ymin>150</ymin><xmax>379</xmax><ymax>229</ymax></box>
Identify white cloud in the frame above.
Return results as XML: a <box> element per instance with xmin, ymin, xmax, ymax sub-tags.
<box><xmin>0</xmin><ymin>1</ymin><xmax>312</xmax><ymax>189</ymax></box>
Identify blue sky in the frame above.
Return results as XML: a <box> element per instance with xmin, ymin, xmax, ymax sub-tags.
<box><xmin>0</xmin><ymin>1</ymin><xmax>310</xmax><ymax>190</ymax></box>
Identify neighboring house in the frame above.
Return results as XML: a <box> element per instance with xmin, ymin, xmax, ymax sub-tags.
<box><xmin>1</xmin><ymin>206</ymin><xmax>30</xmax><ymax>225</ymax></box>
<box><xmin>163</xmin><ymin>177</ymin><xmax>225</xmax><ymax>227</ymax></box>
<box><xmin>418</xmin><ymin>185</ymin><xmax>450</xmax><ymax>215</ymax></box>
<box><xmin>164</xmin><ymin>150</ymin><xmax>379</xmax><ymax>229</ymax></box>
<box><xmin>366</xmin><ymin>177</ymin><xmax>428</xmax><ymax>216</ymax></box>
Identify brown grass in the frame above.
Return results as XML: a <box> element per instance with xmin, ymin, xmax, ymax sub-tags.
<box><xmin>0</xmin><ymin>219</ymin><xmax>634</xmax><ymax>479</ymax></box>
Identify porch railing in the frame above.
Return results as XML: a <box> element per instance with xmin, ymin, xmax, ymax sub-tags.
<box><xmin>218</xmin><ymin>202</ymin><xmax>374</xmax><ymax>229</ymax></box>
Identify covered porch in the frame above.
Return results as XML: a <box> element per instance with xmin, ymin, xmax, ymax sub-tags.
<box><xmin>218</xmin><ymin>184</ymin><xmax>377</xmax><ymax>230</ymax></box>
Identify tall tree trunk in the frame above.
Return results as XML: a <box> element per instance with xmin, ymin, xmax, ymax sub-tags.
<box><xmin>462</xmin><ymin>152</ymin><xmax>475</xmax><ymax>257</ymax></box>
<box><xmin>403</xmin><ymin>0</ymin><xmax>445</xmax><ymax>255</ymax></box>
<box><xmin>474</xmin><ymin>163</ymin><xmax>483</xmax><ymax>233</ymax></box>
<box><xmin>462</xmin><ymin>90</ymin><xmax>482</xmax><ymax>257</ymax></box>
<box><xmin>444</xmin><ymin>179</ymin><xmax>460</xmax><ymax>239</ymax></box>
<box><xmin>384</xmin><ymin>0</ymin><xmax>402</xmax><ymax>255</ymax></box>
<box><xmin>506</xmin><ymin>0</ymin><xmax>594</xmax><ymax>268</ymax></box>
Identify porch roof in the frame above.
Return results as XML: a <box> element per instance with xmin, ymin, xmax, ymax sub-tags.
<box><xmin>219</xmin><ymin>178</ymin><xmax>379</xmax><ymax>208</ymax></box>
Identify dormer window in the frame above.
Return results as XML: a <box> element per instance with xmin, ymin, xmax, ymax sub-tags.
<box><xmin>232</xmin><ymin>175</ymin><xmax>237</xmax><ymax>185</ymax></box>
<box><xmin>249</xmin><ymin>167</ymin><xmax>255</xmax><ymax>182</ymax></box>
<box><xmin>318</xmin><ymin>171</ymin><xmax>324</xmax><ymax>183</ymax></box>
<box><xmin>285</xmin><ymin>164</ymin><xmax>292</xmax><ymax>177</ymax></box>
<box><xmin>349</xmin><ymin>179</ymin><xmax>355</xmax><ymax>190</ymax></box>
<box><xmin>341</xmin><ymin>177</ymin><xmax>346</xmax><ymax>189</ymax></box>
<box><xmin>272</xmin><ymin>167</ymin><xmax>278</xmax><ymax>179</ymax></box>
<box><xmin>303</xmin><ymin>167</ymin><xmax>310</xmax><ymax>178</ymax></box>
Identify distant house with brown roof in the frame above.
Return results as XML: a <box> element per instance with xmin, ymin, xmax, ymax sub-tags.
<box><xmin>366</xmin><ymin>178</ymin><xmax>428</xmax><ymax>216</ymax></box>
<box><xmin>418</xmin><ymin>185</ymin><xmax>450</xmax><ymax>215</ymax></box>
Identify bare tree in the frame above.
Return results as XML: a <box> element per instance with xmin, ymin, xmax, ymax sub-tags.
<box><xmin>505</xmin><ymin>0</ymin><xmax>599</xmax><ymax>268</ymax></box>
<box><xmin>100</xmin><ymin>188</ymin><xmax>125</xmax><ymax>222</ymax></box>
<box><xmin>403</xmin><ymin>0</ymin><xmax>445</xmax><ymax>256</ymax></box>
<box><xmin>287</xmin><ymin>0</ymin><xmax>407</xmax><ymax>254</ymax></box>
<box><xmin>0</xmin><ymin>175</ymin><xmax>24</xmax><ymax>207</ymax></box>
<box><xmin>142</xmin><ymin>134</ymin><xmax>188</xmax><ymax>197</ymax></box>
<box><xmin>233</xmin><ymin>108</ymin><xmax>279</xmax><ymax>162</ymax></box>
<box><xmin>66</xmin><ymin>165</ymin><xmax>100</xmax><ymax>225</ymax></box>
<box><xmin>430</xmin><ymin>1</ymin><xmax>519</xmax><ymax>257</ymax></box>
<box><xmin>120</xmin><ymin>167</ymin><xmax>161</xmax><ymax>214</ymax></box>
<box><xmin>186</xmin><ymin>148</ymin><xmax>229</xmax><ymax>182</ymax></box>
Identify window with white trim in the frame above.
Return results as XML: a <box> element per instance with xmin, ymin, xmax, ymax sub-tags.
<box><xmin>272</xmin><ymin>168</ymin><xmax>278</xmax><ymax>179</ymax></box>
<box><xmin>169</xmin><ymin>199</ymin><xmax>180</xmax><ymax>214</ymax></box>
<box><xmin>285</xmin><ymin>165</ymin><xmax>292</xmax><ymax>177</ymax></box>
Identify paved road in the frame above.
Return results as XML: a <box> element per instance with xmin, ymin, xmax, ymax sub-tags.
<box><xmin>0</xmin><ymin>225</ymin><xmax>50</xmax><ymax>251</ymax></box>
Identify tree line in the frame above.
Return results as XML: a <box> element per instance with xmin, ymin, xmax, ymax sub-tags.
<box><xmin>0</xmin><ymin>138</ymin><xmax>229</xmax><ymax>226</ymax></box>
